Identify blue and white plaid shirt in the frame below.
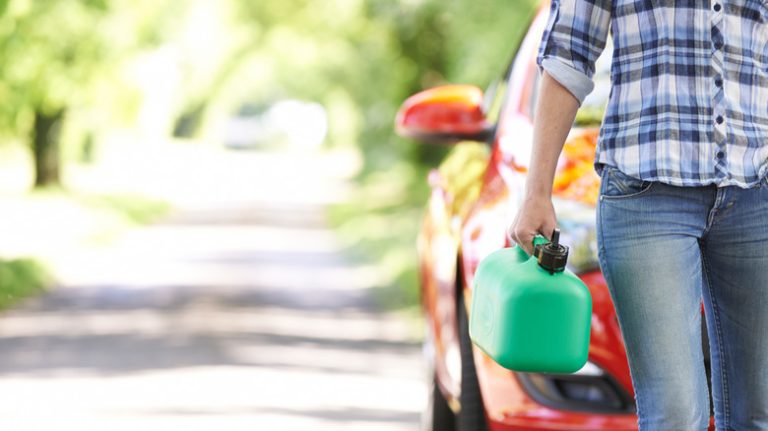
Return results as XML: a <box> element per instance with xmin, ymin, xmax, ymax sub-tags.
<box><xmin>536</xmin><ymin>0</ymin><xmax>768</xmax><ymax>188</ymax></box>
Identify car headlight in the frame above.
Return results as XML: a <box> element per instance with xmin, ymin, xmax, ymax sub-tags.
<box><xmin>516</xmin><ymin>360</ymin><xmax>635</xmax><ymax>414</ymax></box>
<box><xmin>554</xmin><ymin>198</ymin><xmax>600</xmax><ymax>274</ymax></box>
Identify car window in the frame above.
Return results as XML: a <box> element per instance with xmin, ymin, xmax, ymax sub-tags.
<box><xmin>483</xmin><ymin>59</ymin><xmax>514</xmax><ymax>130</ymax></box>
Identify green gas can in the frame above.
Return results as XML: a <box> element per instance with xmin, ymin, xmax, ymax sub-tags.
<box><xmin>469</xmin><ymin>229</ymin><xmax>592</xmax><ymax>373</ymax></box>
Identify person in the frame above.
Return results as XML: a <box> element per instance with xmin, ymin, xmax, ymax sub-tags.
<box><xmin>509</xmin><ymin>0</ymin><xmax>768</xmax><ymax>429</ymax></box>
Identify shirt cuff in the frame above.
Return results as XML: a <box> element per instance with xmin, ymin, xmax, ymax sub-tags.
<box><xmin>539</xmin><ymin>56</ymin><xmax>595</xmax><ymax>106</ymax></box>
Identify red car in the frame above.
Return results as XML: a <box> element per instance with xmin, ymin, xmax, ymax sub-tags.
<box><xmin>396</xmin><ymin>3</ymin><xmax>715</xmax><ymax>430</ymax></box>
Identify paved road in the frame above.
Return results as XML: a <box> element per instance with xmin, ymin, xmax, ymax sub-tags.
<box><xmin>0</xmin><ymin>148</ymin><xmax>425</xmax><ymax>431</ymax></box>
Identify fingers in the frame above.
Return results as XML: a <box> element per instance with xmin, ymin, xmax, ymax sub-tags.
<box><xmin>519</xmin><ymin>230</ymin><xmax>536</xmax><ymax>256</ymax></box>
<box><xmin>541</xmin><ymin>220</ymin><xmax>557</xmax><ymax>242</ymax></box>
<box><xmin>508</xmin><ymin>201</ymin><xmax>558</xmax><ymax>257</ymax></box>
<box><xmin>510</xmin><ymin>224</ymin><xmax>536</xmax><ymax>257</ymax></box>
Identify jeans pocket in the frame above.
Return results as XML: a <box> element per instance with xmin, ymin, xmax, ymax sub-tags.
<box><xmin>600</xmin><ymin>165</ymin><xmax>656</xmax><ymax>200</ymax></box>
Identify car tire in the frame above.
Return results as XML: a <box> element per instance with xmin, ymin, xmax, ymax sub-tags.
<box><xmin>457</xmin><ymin>291</ymin><xmax>489</xmax><ymax>431</ymax></box>
<box><xmin>423</xmin><ymin>374</ymin><xmax>456</xmax><ymax>431</ymax></box>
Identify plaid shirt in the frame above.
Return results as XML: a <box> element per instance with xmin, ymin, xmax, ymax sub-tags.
<box><xmin>536</xmin><ymin>0</ymin><xmax>768</xmax><ymax>188</ymax></box>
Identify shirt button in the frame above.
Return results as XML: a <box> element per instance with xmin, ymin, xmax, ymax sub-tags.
<box><xmin>716</xmin><ymin>151</ymin><xmax>725</xmax><ymax>159</ymax></box>
<box><xmin>716</xmin><ymin>115</ymin><xmax>724</xmax><ymax>124</ymax></box>
<box><xmin>715</xmin><ymin>77</ymin><xmax>723</xmax><ymax>87</ymax></box>
<box><xmin>713</xmin><ymin>3</ymin><xmax>721</xmax><ymax>12</ymax></box>
<box><xmin>714</xmin><ymin>40</ymin><xmax>724</xmax><ymax>50</ymax></box>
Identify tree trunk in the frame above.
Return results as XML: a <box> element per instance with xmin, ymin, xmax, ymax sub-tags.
<box><xmin>32</xmin><ymin>108</ymin><xmax>64</xmax><ymax>188</ymax></box>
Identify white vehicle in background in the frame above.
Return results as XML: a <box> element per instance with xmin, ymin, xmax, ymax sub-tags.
<box><xmin>223</xmin><ymin>99</ymin><xmax>327</xmax><ymax>150</ymax></box>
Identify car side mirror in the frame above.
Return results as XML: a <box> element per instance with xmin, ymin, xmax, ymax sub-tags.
<box><xmin>395</xmin><ymin>85</ymin><xmax>493</xmax><ymax>144</ymax></box>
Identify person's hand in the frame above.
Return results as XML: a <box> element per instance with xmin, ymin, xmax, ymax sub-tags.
<box><xmin>508</xmin><ymin>194</ymin><xmax>557</xmax><ymax>256</ymax></box>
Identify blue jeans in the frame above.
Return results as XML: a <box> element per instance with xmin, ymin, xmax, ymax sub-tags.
<box><xmin>596</xmin><ymin>165</ymin><xmax>768</xmax><ymax>431</ymax></box>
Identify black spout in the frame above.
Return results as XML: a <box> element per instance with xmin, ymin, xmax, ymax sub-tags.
<box><xmin>537</xmin><ymin>228</ymin><xmax>569</xmax><ymax>274</ymax></box>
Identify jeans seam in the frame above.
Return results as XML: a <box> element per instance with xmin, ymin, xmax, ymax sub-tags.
<box><xmin>601</xmin><ymin>166</ymin><xmax>658</xmax><ymax>200</ymax></box>
<box><xmin>601</xmin><ymin>181</ymin><xmax>657</xmax><ymax>200</ymax></box>
<box><xmin>700</xmin><ymin>243</ymin><xmax>730</xmax><ymax>428</ymax></box>
<box><xmin>597</xmin><ymin>198</ymin><xmax>645</xmax><ymax>428</ymax></box>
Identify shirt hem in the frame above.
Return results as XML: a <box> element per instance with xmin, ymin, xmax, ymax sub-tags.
<box><xmin>594</xmin><ymin>160</ymin><xmax>768</xmax><ymax>189</ymax></box>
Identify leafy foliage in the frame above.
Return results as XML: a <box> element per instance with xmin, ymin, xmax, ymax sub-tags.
<box><xmin>0</xmin><ymin>0</ymin><xmax>539</xmax><ymax>179</ymax></box>
<box><xmin>0</xmin><ymin>258</ymin><xmax>50</xmax><ymax>310</ymax></box>
<box><xmin>0</xmin><ymin>0</ymin><xmax>541</xmax><ymax>306</ymax></box>
<box><xmin>0</xmin><ymin>1</ymin><xmax>110</xmax><ymax>129</ymax></box>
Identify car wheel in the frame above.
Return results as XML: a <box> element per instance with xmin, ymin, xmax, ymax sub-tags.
<box><xmin>423</xmin><ymin>373</ymin><xmax>456</xmax><ymax>431</ymax></box>
<box><xmin>457</xmin><ymin>291</ymin><xmax>489</xmax><ymax>431</ymax></box>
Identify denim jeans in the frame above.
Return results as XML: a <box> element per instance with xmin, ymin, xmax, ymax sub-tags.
<box><xmin>596</xmin><ymin>165</ymin><xmax>768</xmax><ymax>431</ymax></box>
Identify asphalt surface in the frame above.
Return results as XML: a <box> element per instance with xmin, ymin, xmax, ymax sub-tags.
<box><xmin>0</xmin><ymin>148</ymin><xmax>425</xmax><ymax>431</ymax></box>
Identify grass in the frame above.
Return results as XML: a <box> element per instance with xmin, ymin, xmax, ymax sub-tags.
<box><xmin>0</xmin><ymin>189</ymin><xmax>170</xmax><ymax>311</ymax></box>
<box><xmin>329</xmin><ymin>162</ymin><xmax>430</xmax><ymax>310</ymax></box>
<box><xmin>0</xmin><ymin>258</ymin><xmax>51</xmax><ymax>311</ymax></box>
<box><xmin>0</xmin><ymin>191</ymin><xmax>169</xmax><ymax>311</ymax></box>
<box><xmin>75</xmin><ymin>192</ymin><xmax>171</xmax><ymax>225</ymax></box>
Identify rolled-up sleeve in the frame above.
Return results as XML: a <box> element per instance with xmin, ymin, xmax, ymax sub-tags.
<box><xmin>536</xmin><ymin>0</ymin><xmax>612</xmax><ymax>106</ymax></box>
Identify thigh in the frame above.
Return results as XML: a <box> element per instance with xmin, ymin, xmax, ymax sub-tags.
<box><xmin>597</xmin><ymin>166</ymin><xmax>711</xmax><ymax>429</ymax></box>
<box><xmin>702</xmin><ymin>181</ymin><xmax>768</xmax><ymax>430</ymax></box>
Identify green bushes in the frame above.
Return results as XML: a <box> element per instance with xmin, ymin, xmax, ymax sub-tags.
<box><xmin>0</xmin><ymin>259</ymin><xmax>51</xmax><ymax>311</ymax></box>
<box><xmin>329</xmin><ymin>162</ymin><xmax>432</xmax><ymax>310</ymax></box>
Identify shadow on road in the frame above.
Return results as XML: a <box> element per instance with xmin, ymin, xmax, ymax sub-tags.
<box><xmin>0</xmin><ymin>148</ymin><xmax>425</xmax><ymax>431</ymax></box>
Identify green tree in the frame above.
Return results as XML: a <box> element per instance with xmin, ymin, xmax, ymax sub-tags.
<box><xmin>212</xmin><ymin>0</ymin><xmax>536</xmax><ymax>170</ymax></box>
<box><xmin>0</xmin><ymin>0</ymin><xmax>110</xmax><ymax>187</ymax></box>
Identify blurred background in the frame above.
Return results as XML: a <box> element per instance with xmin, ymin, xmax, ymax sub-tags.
<box><xmin>0</xmin><ymin>0</ymin><xmax>537</xmax><ymax>429</ymax></box>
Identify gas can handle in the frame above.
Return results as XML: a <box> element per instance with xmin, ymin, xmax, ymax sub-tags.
<box><xmin>509</xmin><ymin>232</ymin><xmax>552</xmax><ymax>261</ymax></box>
<box><xmin>531</xmin><ymin>235</ymin><xmax>551</xmax><ymax>256</ymax></box>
